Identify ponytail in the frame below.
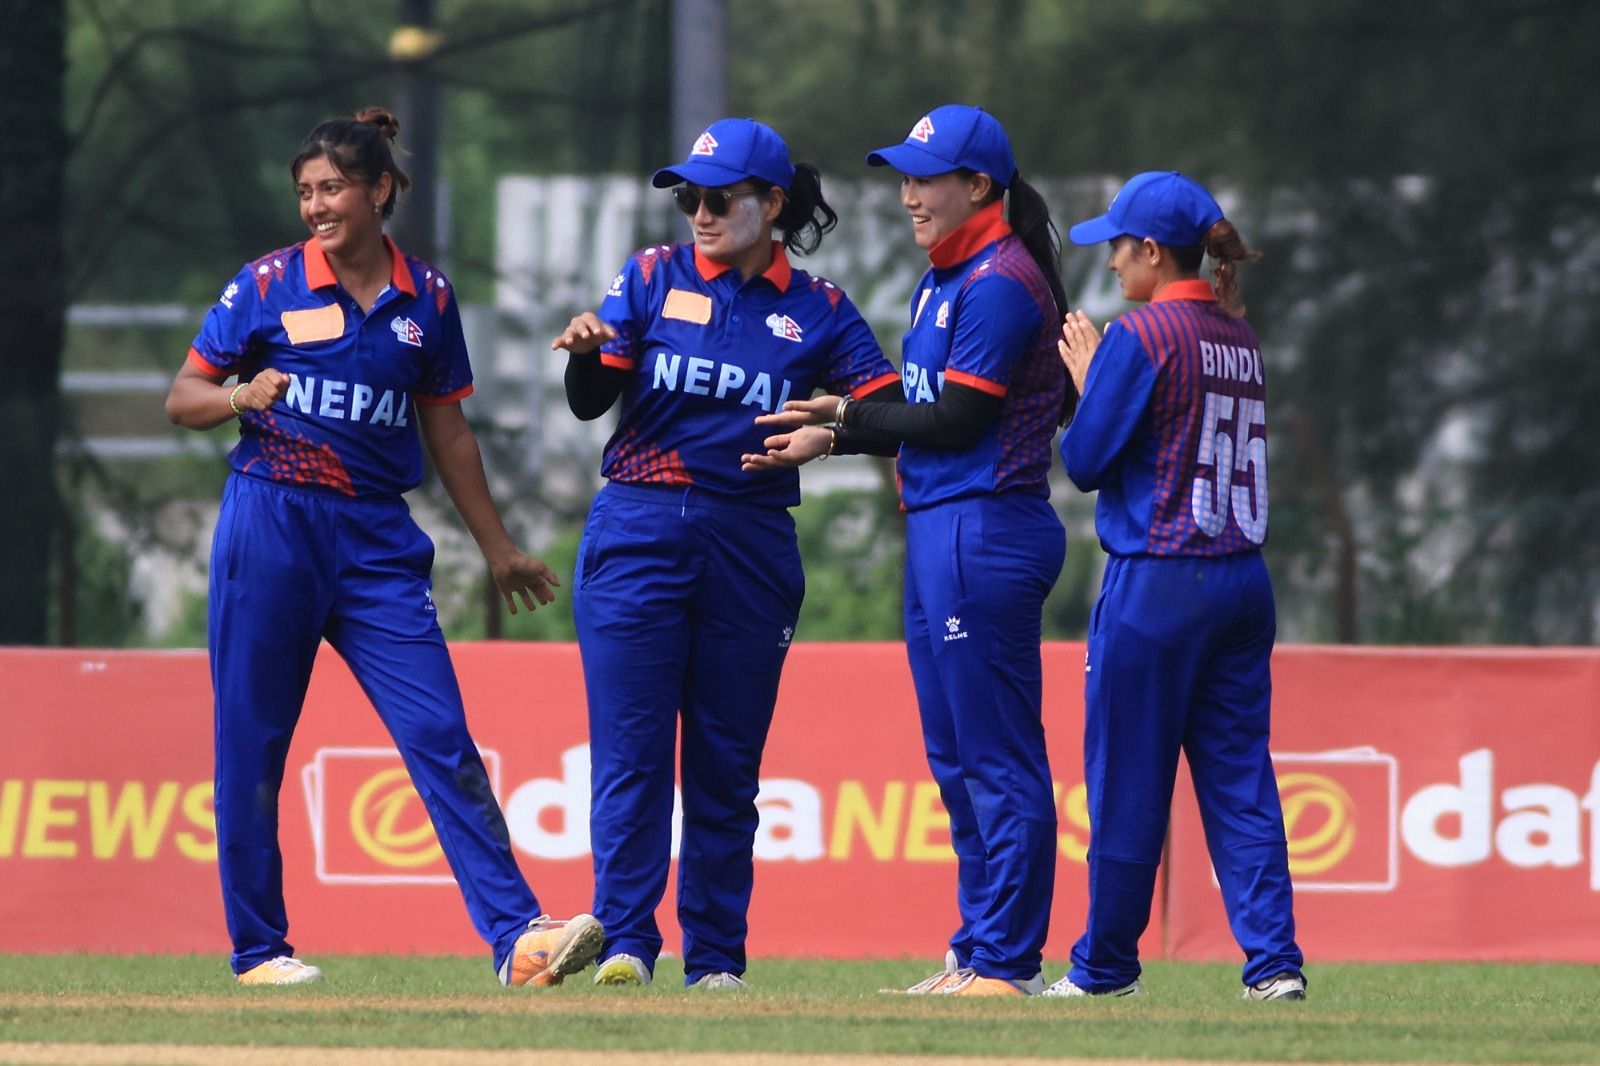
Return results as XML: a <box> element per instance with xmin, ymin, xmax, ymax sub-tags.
<box><xmin>1202</xmin><ymin>219</ymin><xmax>1261</xmax><ymax>317</ymax></box>
<box><xmin>1004</xmin><ymin>177</ymin><xmax>1069</xmax><ymax>319</ymax></box>
<box><xmin>1003</xmin><ymin>176</ymin><xmax>1076</xmax><ymax>423</ymax></box>
<box><xmin>770</xmin><ymin>162</ymin><xmax>838</xmax><ymax>256</ymax></box>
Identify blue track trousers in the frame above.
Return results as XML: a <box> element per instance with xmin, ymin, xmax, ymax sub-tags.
<box><xmin>208</xmin><ymin>475</ymin><xmax>541</xmax><ymax>976</ymax></box>
<box><xmin>904</xmin><ymin>493</ymin><xmax>1065</xmax><ymax>981</ymax></box>
<box><xmin>573</xmin><ymin>483</ymin><xmax>804</xmax><ymax>984</ymax></box>
<box><xmin>1069</xmin><ymin>552</ymin><xmax>1303</xmax><ymax>990</ymax></box>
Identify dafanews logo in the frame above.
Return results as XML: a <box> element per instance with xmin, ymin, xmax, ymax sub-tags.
<box><xmin>1401</xmin><ymin>748</ymin><xmax>1600</xmax><ymax>890</ymax></box>
<box><xmin>1273</xmin><ymin>749</ymin><xmax>1399</xmax><ymax>891</ymax></box>
<box><xmin>0</xmin><ymin>779</ymin><xmax>215</xmax><ymax>862</ymax></box>
<box><xmin>299</xmin><ymin>747</ymin><xmax>502</xmax><ymax>885</ymax></box>
<box><xmin>298</xmin><ymin>744</ymin><xmax>1099</xmax><ymax>876</ymax></box>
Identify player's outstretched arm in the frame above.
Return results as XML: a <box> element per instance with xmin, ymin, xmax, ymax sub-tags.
<box><xmin>755</xmin><ymin>394</ymin><xmax>841</xmax><ymax>428</ymax></box>
<box><xmin>741</xmin><ymin>425</ymin><xmax>835</xmax><ymax>471</ymax></box>
<box><xmin>418</xmin><ymin>401</ymin><xmax>559</xmax><ymax>614</ymax></box>
<box><xmin>550</xmin><ymin>311</ymin><xmax>617</xmax><ymax>354</ymax></box>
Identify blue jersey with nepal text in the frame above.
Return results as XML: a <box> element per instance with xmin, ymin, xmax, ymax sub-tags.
<box><xmin>187</xmin><ymin>237</ymin><xmax>472</xmax><ymax>497</ymax></box>
<box><xmin>595</xmin><ymin>241</ymin><xmax>899</xmax><ymax>508</ymax></box>
<box><xmin>897</xmin><ymin>201</ymin><xmax>1066</xmax><ymax>511</ymax></box>
<box><xmin>1059</xmin><ymin>279</ymin><xmax>1269</xmax><ymax>556</ymax></box>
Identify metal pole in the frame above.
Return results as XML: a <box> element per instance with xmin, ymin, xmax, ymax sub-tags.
<box><xmin>389</xmin><ymin>0</ymin><xmax>441</xmax><ymax>265</ymax></box>
<box><xmin>671</xmin><ymin>0</ymin><xmax>727</xmax><ymax>153</ymax></box>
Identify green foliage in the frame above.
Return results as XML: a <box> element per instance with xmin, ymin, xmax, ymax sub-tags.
<box><xmin>32</xmin><ymin>0</ymin><xmax>1600</xmax><ymax>647</ymax></box>
<box><xmin>4</xmin><ymin>955</ymin><xmax>1600</xmax><ymax>1062</ymax></box>
<box><xmin>793</xmin><ymin>484</ymin><xmax>907</xmax><ymax>641</ymax></box>
<box><xmin>46</xmin><ymin>497</ymin><xmax>142</xmax><ymax>647</ymax></box>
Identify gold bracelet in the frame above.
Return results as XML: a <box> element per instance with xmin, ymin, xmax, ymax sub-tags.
<box><xmin>817</xmin><ymin>427</ymin><xmax>837</xmax><ymax>461</ymax></box>
<box><xmin>835</xmin><ymin>395</ymin><xmax>852</xmax><ymax>426</ymax></box>
<box><xmin>228</xmin><ymin>382</ymin><xmax>249</xmax><ymax>416</ymax></box>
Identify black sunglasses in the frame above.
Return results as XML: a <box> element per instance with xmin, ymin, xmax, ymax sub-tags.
<box><xmin>673</xmin><ymin>185</ymin><xmax>761</xmax><ymax>217</ymax></box>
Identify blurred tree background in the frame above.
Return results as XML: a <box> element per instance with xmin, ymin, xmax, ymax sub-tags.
<box><xmin>4</xmin><ymin>0</ymin><xmax>1598</xmax><ymax>647</ymax></box>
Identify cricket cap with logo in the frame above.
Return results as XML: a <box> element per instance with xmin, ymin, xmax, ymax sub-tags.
<box><xmin>865</xmin><ymin>104</ymin><xmax>1019</xmax><ymax>189</ymax></box>
<box><xmin>651</xmin><ymin>118</ymin><xmax>797</xmax><ymax>190</ymax></box>
<box><xmin>1068</xmin><ymin>170</ymin><xmax>1224</xmax><ymax>248</ymax></box>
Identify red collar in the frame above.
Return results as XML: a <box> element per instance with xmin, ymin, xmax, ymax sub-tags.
<box><xmin>694</xmin><ymin>241</ymin><xmax>793</xmax><ymax>293</ymax></box>
<box><xmin>929</xmin><ymin>200</ymin><xmax>1012</xmax><ymax>269</ymax></box>
<box><xmin>1151</xmin><ymin>278</ymin><xmax>1216</xmax><ymax>304</ymax></box>
<box><xmin>304</xmin><ymin>234</ymin><xmax>417</xmax><ymax>296</ymax></box>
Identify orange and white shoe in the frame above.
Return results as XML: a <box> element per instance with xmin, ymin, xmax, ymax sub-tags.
<box><xmin>236</xmin><ymin>956</ymin><xmax>323</xmax><ymax>986</ymax></box>
<box><xmin>936</xmin><ymin>967</ymin><xmax>1045</xmax><ymax>997</ymax></box>
<box><xmin>499</xmin><ymin>913</ymin><xmax>605</xmax><ymax>987</ymax></box>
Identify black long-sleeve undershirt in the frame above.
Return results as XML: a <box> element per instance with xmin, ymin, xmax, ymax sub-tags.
<box><xmin>563</xmin><ymin>350</ymin><xmax>629</xmax><ymax>421</ymax></box>
<box><xmin>833</xmin><ymin>381</ymin><xmax>1003</xmax><ymax>457</ymax></box>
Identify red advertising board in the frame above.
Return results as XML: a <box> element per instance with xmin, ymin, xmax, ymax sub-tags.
<box><xmin>1165</xmin><ymin>646</ymin><xmax>1600</xmax><ymax>962</ymax></box>
<box><xmin>4</xmin><ymin>643</ymin><xmax>1596</xmax><ymax>964</ymax></box>
<box><xmin>0</xmin><ymin>643</ymin><xmax>1137</xmax><ymax>964</ymax></box>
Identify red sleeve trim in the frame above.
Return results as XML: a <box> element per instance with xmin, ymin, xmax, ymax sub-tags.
<box><xmin>851</xmin><ymin>372</ymin><xmax>902</xmax><ymax>398</ymax></box>
<box><xmin>599</xmin><ymin>352</ymin><xmax>637</xmax><ymax>370</ymax></box>
<box><xmin>944</xmin><ymin>368</ymin><xmax>1007</xmax><ymax>397</ymax></box>
<box><xmin>186</xmin><ymin>348</ymin><xmax>229</xmax><ymax>381</ymax></box>
<box><xmin>416</xmin><ymin>384</ymin><xmax>474</xmax><ymax>406</ymax></box>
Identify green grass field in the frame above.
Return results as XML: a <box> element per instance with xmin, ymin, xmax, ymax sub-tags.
<box><xmin>2</xmin><ymin>955</ymin><xmax>1598</xmax><ymax>1064</ymax></box>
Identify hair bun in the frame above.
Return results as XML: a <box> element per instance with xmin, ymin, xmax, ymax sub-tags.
<box><xmin>355</xmin><ymin>106</ymin><xmax>401</xmax><ymax>141</ymax></box>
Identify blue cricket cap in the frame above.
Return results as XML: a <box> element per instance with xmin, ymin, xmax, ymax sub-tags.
<box><xmin>1068</xmin><ymin>171</ymin><xmax>1224</xmax><ymax>247</ymax></box>
<box><xmin>651</xmin><ymin>118</ymin><xmax>796</xmax><ymax>190</ymax></box>
<box><xmin>865</xmin><ymin>104</ymin><xmax>1018</xmax><ymax>189</ymax></box>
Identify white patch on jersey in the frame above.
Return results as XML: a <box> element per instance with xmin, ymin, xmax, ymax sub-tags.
<box><xmin>913</xmin><ymin>288</ymin><xmax>932</xmax><ymax>326</ymax></box>
<box><xmin>219</xmin><ymin>280</ymin><xmax>239</xmax><ymax>310</ymax></box>
<box><xmin>934</xmin><ymin>301</ymin><xmax>950</xmax><ymax>329</ymax></box>
<box><xmin>766</xmin><ymin>313</ymin><xmax>803</xmax><ymax>342</ymax></box>
<box><xmin>390</xmin><ymin>316</ymin><xmax>424</xmax><ymax>347</ymax></box>
<box><xmin>607</xmin><ymin>272</ymin><xmax>625</xmax><ymax>298</ymax></box>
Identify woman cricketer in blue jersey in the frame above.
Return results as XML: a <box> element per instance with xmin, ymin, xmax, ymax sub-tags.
<box><xmin>1048</xmin><ymin>171</ymin><xmax>1306</xmax><ymax>1001</ymax></box>
<box><xmin>747</xmin><ymin>105</ymin><xmax>1072</xmax><ymax>997</ymax></box>
<box><xmin>550</xmin><ymin>118</ymin><xmax>900</xmax><ymax>989</ymax></box>
<box><xmin>165</xmin><ymin>107</ymin><xmax>604</xmax><ymax>988</ymax></box>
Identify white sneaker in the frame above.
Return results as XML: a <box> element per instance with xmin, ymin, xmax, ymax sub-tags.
<box><xmin>896</xmin><ymin>949</ymin><xmax>960</xmax><ymax>995</ymax></box>
<box><xmin>1243</xmin><ymin>972</ymin><xmax>1306</xmax><ymax>1001</ymax></box>
<box><xmin>690</xmin><ymin>972</ymin><xmax>747</xmax><ymax>990</ymax></box>
<box><xmin>1041</xmin><ymin>975</ymin><xmax>1142</xmax><ymax>998</ymax></box>
<box><xmin>236</xmin><ymin>956</ymin><xmax>323</xmax><ymax>986</ymax></box>
<box><xmin>593</xmin><ymin>953</ymin><xmax>652</xmax><ymax>986</ymax></box>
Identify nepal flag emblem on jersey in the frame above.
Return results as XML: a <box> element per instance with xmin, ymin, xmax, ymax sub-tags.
<box><xmin>692</xmin><ymin>131</ymin><xmax>718</xmax><ymax>156</ymax></box>
<box><xmin>765</xmin><ymin>313</ymin><xmax>803</xmax><ymax>342</ymax></box>
<box><xmin>390</xmin><ymin>316</ymin><xmax>424</xmax><ymax>347</ymax></box>
<box><xmin>909</xmin><ymin>115</ymin><xmax>935</xmax><ymax>142</ymax></box>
